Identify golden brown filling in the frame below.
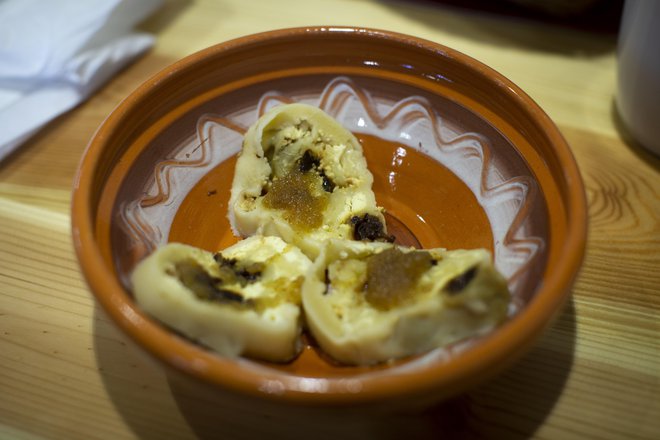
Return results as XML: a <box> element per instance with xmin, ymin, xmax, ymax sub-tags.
<box><xmin>262</xmin><ymin>167</ymin><xmax>328</xmax><ymax>231</ymax></box>
<box><xmin>364</xmin><ymin>248</ymin><xmax>434</xmax><ymax>310</ymax></box>
<box><xmin>174</xmin><ymin>258</ymin><xmax>303</xmax><ymax>313</ymax></box>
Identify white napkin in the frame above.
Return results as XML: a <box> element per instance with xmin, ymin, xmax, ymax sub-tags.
<box><xmin>0</xmin><ymin>0</ymin><xmax>162</xmax><ymax>161</ymax></box>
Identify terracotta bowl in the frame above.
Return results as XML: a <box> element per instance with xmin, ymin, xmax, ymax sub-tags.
<box><xmin>72</xmin><ymin>27</ymin><xmax>587</xmax><ymax>412</ymax></box>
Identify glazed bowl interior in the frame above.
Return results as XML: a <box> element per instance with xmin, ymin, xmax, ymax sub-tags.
<box><xmin>72</xmin><ymin>27</ymin><xmax>587</xmax><ymax>407</ymax></box>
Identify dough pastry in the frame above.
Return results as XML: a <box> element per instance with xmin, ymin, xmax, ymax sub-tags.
<box><xmin>302</xmin><ymin>239</ymin><xmax>510</xmax><ymax>365</ymax></box>
<box><xmin>228</xmin><ymin>103</ymin><xmax>391</xmax><ymax>259</ymax></box>
<box><xmin>131</xmin><ymin>236</ymin><xmax>312</xmax><ymax>362</ymax></box>
<box><xmin>132</xmin><ymin>104</ymin><xmax>513</xmax><ymax>366</ymax></box>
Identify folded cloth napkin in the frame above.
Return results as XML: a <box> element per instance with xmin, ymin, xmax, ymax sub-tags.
<box><xmin>0</xmin><ymin>0</ymin><xmax>162</xmax><ymax>161</ymax></box>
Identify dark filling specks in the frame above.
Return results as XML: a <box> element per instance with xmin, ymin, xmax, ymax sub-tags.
<box><xmin>445</xmin><ymin>266</ymin><xmax>478</xmax><ymax>294</ymax></box>
<box><xmin>213</xmin><ymin>254</ymin><xmax>264</xmax><ymax>287</ymax></box>
<box><xmin>296</xmin><ymin>150</ymin><xmax>335</xmax><ymax>193</ymax></box>
<box><xmin>175</xmin><ymin>260</ymin><xmax>251</xmax><ymax>306</ymax></box>
<box><xmin>323</xmin><ymin>268</ymin><xmax>330</xmax><ymax>295</ymax></box>
<box><xmin>350</xmin><ymin>213</ymin><xmax>395</xmax><ymax>242</ymax></box>
<box><xmin>320</xmin><ymin>171</ymin><xmax>335</xmax><ymax>193</ymax></box>
<box><xmin>298</xmin><ymin>149</ymin><xmax>320</xmax><ymax>173</ymax></box>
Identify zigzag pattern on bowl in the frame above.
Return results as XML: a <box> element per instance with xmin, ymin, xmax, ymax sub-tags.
<box><xmin>120</xmin><ymin>77</ymin><xmax>543</xmax><ymax>307</ymax></box>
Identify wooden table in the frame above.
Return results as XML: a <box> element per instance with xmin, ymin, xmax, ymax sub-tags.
<box><xmin>1</xmin><ymin>1</ymin><xmax>658</xmax><ymax>438</ymax></box>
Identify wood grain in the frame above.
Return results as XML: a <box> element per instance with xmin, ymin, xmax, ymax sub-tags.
<box><xmin>1</xmin><ymin>1</ymin><xmax>658</xmax><ymax>439</ymax></box>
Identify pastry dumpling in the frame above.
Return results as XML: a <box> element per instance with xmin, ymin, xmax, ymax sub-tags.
<box><xmin>228</xmin><ymin>103</ymin><xmax>391</xmax><ymax>259</ymax></box>
<box><xmin>302</xmin><ymin>239</ymin><xmax>510</xmax><ymax>365</ymax></box>
<box><xmin>131</xmin><ymin>236</ymin><xmax>312</xmax><ymax>362</ymax></box>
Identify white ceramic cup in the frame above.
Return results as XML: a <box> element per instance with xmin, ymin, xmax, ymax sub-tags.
<box><xmin>616</xmin><ymin>0</ymin><xmax>660</xmax><ymax>156</ymax></box>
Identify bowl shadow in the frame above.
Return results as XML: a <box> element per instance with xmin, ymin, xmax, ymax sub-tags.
<box><xmin>94</xmin><ymin>297</ymin><xmax>576</xmax><ymax>439</ymax></box>
<box><xmin>378</xmin><ymin>0</ymin><xmax>620</xmax><ymax>55</ymax></box>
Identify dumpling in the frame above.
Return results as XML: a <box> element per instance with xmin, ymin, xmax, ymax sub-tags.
<box><xmin>302</xmin><ymin>239</ymin><xmax>510</xmax><ymax>365</ymax></box>
<box><xmin>130</xmin><ymin>236</ymin><xmax>312</xmax><ymax>362</ymax></box>
<box><xmin>228</xmin><ymin>103</ymin><xmax>391</xmax><ymax>259</ymax></box>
